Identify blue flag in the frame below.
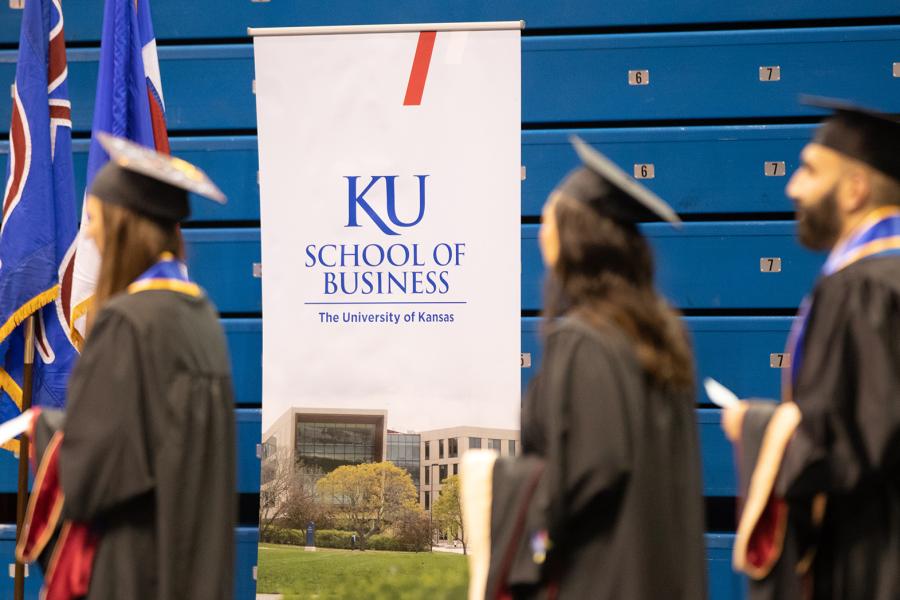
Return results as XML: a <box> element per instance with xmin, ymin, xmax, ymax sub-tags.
<box><xmin>64</xmin><ymin>0</ymin><xmax>170</xmax><ymax>353</ymax></box>
<box><xmin>0</xmin><ymin>0</ymin><xmax>78</xmax><ymax>450</ymax></box>
<box><xmin>86</xmin><ymin>0</ymin><xmax>169</xmax><ymax>185</ymax></box>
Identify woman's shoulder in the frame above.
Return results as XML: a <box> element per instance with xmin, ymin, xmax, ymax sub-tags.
<box><xmin>100</xmin><ymin>289</ymin><xmax>216</xmax><ymax>330</ymax></box>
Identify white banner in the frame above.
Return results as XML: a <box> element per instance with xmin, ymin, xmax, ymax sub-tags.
<box><xmin>253</xmin><ymin>25</ymin><xmax>521</xmax><ymax>435</ymax></box>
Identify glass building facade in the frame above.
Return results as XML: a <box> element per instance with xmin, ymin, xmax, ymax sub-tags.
<box><xmin>387</xmin><ymin>432</ymin><xmax>421</xmax><ymax>488</ymax></box>
<box><xmin>295</xmin><ymin>416</ymin><xmax>383</xmax><ymax>473</ymax></box>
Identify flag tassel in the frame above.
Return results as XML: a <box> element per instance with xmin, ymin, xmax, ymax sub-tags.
<box><xmin>0</xmin><ymin>285</ymin><xmax>58</xmax><ymax>347</ymax></box>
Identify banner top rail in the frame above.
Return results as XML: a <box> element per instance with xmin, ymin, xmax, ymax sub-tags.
<box><xmin>248</xmin><ymin>21</ymin><xmax>526</xmax><ymax>37</ymax></box>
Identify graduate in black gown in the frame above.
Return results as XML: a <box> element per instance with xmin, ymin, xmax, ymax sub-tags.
<box><xmin>16</xmin><ymin>134</ymin><xmax>236</xmax><ymax>600</ymax></box>
<box><xmin>473</xmin><ymin>138</ymin><xmax>707</xmax><ymax>600</ymax></box>
<box><xmin>723</xmin><ymin>98</ymin><xmax>900</xmax><ymax>599</ymax></box>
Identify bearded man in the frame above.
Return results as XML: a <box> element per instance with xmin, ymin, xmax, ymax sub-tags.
<box><xmin>721</xmin><ymin>97</ymin><xmax>900</xmax><ymax>600</ymax></box>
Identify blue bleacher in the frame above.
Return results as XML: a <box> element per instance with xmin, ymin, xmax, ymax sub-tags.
<box><xmin>0</xmin><ymin>408</ymin><xmax>261</xmax><ymax>494</ymax></box>
<box><xmin>0</xmin><ymin>525</ymin><xmax>260</xmax><ymax>599</ymax></box>
<box><xmin>522</xmin><ymin>27</ymin><xmax>900</xmax><ymax>122</ymax></box>
<box><xmin>707</xmin><ymin>534</ymin><xmax>747</xmax><ymax>600</ymax></box>
<box><xmin>0</xmin><ymin>27</ymin><xmax>899</xmax><ymax>131</ymax></box>
<box><xmin>8</xmin><ymin>125</ymin><xmax>818</xmax><ymax>222</ymax></box>
<box><xmin>523</xmin><ymin>126</ymin><xmax>814</xmax><ymax>216</ymax></box>
<box><xmin>225</xmin><ymin>314</ymin><xmax>792</xmax><ymax>408</ymax></box>
<box><xmin>225</xmin><ymin>314</ymin><xmax>797</xmax><ymax>413</ymax></box>
<box><xmin>36</xmin><ymin>125</ymin><xmax>818</xmax><ymax>221</ymax></box>
<box><xmin>0</xmin><ymin>1</ymin><xmax>897</xmax><ymax>42</ymax></box>
<box><xmin>2</xmin><ymin>409</ymin><xmax>730</xmax><ymax>501</ymax></box>
<box><xmin>169</xmin><ymin>225</ymin><xmax>824</xmax><ymax>315</ymax></box>
<box><xmin>224</xmin><ymin>319</ymin><xmax>263</xmax><ymax>407</ymax></box>
<box><xmin>522</xmin><ymin>316</ymin><xmax>794</xmax><ymax>407</ymax></box>
<box><xmin>522</xmin><ymin>222</ymin><xmax>825</xmax><ymax>310</ymax></box>
<box><xmin>3</xmin><ymin>0</ymin><xmax>899</xmax><ymax>597</ymax></box>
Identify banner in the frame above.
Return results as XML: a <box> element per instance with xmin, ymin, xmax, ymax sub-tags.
<box><xmin>253</xmin><ymin>21</ymin><xmax>521</xmax><ymax>593</ymax></box>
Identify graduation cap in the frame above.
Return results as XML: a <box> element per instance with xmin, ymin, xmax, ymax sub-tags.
<box><xmin>555</xmin><ymin>136</ymin><xmax>682</xmax><ymax>227</ymax></box>
<box><xmin>89</xmin><ymin>132</ymin><xmax>226</xmax><ymax>222</ymax></box>
<box><xmin>802</xmin><ymin>96</ymin><xmax>900</xmax><ymax>181</ymax></box>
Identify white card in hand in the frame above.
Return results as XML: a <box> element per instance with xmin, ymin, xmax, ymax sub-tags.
<box><xmin>0</xmin><ymin>410</ymin><xmax>32</xmax><ymax>446</ymax></box>
<box><xmin>703</xmin><ymin>378</ymin><xmax>740</xmax><ymax>409</ymax></box>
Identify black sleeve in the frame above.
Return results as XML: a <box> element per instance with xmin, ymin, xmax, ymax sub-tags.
<box><xmin>779</xmin><ymin>273</ymin><xmax>900</xmax><ymax>497</ymax></box>
<box><xmin>32</xmin><ymin>408</ymin><xmax>65</xmax><ymax>463</ymax></box>
<box><xmin>58</xmin><ymin>309</ymin><xmax>154</xmax><ymax>521</ymax></box>
<box><xmin>536</xmin><ymin>328</ymin><xmax>634</xmax><ymax>542</ymax></box>
<box><xmin>739</xmin><ymin>402</ymin><xmax>777</xmax><ymax>498</ymax></box>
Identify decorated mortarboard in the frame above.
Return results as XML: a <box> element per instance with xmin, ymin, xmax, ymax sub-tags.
<box><xmin>555</xmin><ymin>136</ymin><xmax>682</xmax><ymax>227</ymax></box>
<box><xmin>89</xmin><ymin>132</ymin><xmax>226</xmax><ymax>222</ymax></box>
<box><xmin>802</xmin><ymin>95</ymin><xmax>900</xmax><ymax>181</ymax></box>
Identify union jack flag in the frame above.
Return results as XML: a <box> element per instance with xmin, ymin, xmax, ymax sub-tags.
<box><xmin>0</xmin><ymin>0</ymin><xmax>77</xmax><ymax>450</ymax></box>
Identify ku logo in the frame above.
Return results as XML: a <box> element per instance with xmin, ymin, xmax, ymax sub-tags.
<box><xmin>344</xmin><ymin>175</ymin><xmax>428</xmax><ymax>236</ymax></box>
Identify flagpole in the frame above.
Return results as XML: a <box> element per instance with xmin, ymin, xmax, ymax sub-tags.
<box><xmin>13</xmin><ymin>316</ymin><xmax>35</xmax><ymax>600</ymax></box>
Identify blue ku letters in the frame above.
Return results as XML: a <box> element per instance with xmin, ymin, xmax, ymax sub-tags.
<box><xmin>304</xmin><ymin>174</ymin><xmax>467</xmax><ymax>297</ymax></box>
<box><xmin>344</xmin><ymin>175</ymin><xmax>428</xmax><ymax>235</ymax></box>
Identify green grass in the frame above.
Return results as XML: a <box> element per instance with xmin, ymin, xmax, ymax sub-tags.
<box><xmin>257</xmin><ymin>544</ymin><xmax>469</xmax><ymax>600</ymax></box>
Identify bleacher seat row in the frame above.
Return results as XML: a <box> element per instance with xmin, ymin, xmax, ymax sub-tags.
<box><xmin>0</xmin><ymin>26</ymin><xmax>896</xmax><ymax>130</ymax></box>
<box><xmin>1</xmin><ymin>1</ymin><xmax>895</xmax><ymax>40</ymax></box>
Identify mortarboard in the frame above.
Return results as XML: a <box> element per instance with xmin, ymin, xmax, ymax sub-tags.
<box><xmin>555</xmin><ymin>136</ymin><xmax>682</xmax><ymax>227</ymax></box>
<box><xmin>88</xmin><ymin>132</ymin><xmax>226</xmax><ymax>222</ymax></box>
<box><xmin>802</xmin><ymin>95</ymin><xmax>900</xmax><ymax>181</ymax></box>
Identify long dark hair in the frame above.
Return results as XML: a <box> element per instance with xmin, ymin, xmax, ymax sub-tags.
<box><xmin>92</xmin><ymin>201</ymin><xmax>184</xmax><ymax>317</ymax></box>
<box><xmin>544</xmin><ymin>193</ymin><xmax>695</xmax><ymax>393</ymax></box>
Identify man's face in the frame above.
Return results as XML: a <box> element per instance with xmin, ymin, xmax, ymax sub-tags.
<box><xmin>786</xmin><ymin>144</ymin><xmax>845</xmax><ymax>251</ymax></box>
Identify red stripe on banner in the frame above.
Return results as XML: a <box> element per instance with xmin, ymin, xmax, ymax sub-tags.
<box><xmin>403</xmin><ymin>31</ymin><xmax>437</xmax><ymax>106</ymax></box>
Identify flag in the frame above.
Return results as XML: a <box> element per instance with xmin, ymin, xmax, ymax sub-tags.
<box><xmin>66</xmin><ymin>0</ymin><xmax>170</xmax><ymax>348</ymax></box>
<box><xmin>0</xmin><ymin>0</ymin><xmax>77</xmax><ymax>451</ymax></box>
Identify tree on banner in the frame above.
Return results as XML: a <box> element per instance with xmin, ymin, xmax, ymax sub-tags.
<box><xmin>0</xmin><ymin>0</ymin><xmax>77</xmax><ymax>452</ymax></box>
<box><xmin>432</xmin><ymin>475</ymin><xmax>467</xmax><ymax>554</ymax></box>
<box><xmin>67</xmin><ymin>0</ymin><xmax>170</xmax><ymax>347</ymax></box>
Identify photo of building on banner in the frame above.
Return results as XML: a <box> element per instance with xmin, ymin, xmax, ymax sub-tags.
<box><xmin>252</xmin><ymin>22</ymin><xmax>522</xmax><ymax>596</ymax></box>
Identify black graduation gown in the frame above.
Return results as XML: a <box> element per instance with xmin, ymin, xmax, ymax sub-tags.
<box><xmin>57</xmin><ymin>288</ymin><xmax>236</xmax><ymax>600</ymax></box>
<box><xmin>504</xmin><ymin>316</ymin><xmax>707</xmax><ymax>599</ymax></box>
<box><xmin>740</xmin><ymin>255</ymin><xmax>900</xmax><ymax>600</ymax></box>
